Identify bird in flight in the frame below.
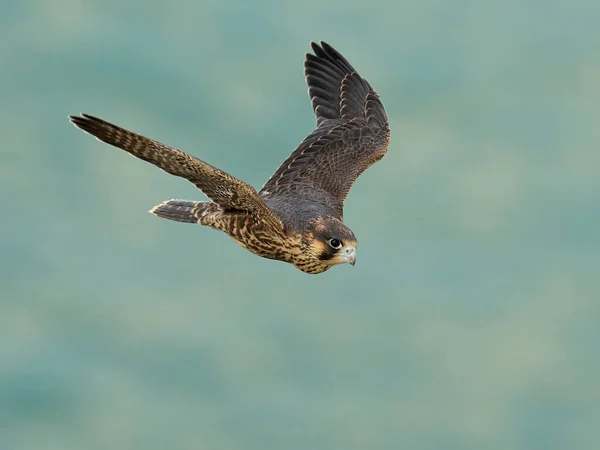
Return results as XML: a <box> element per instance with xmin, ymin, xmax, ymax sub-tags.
<box><xmin>69</xmin><ymin>42</ymin><xmax>390</xmax><ymax>274</ymax></box>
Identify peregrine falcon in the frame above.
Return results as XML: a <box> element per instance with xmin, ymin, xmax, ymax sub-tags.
<box><xmin>69</xmin><ymin>42</ymin><xmax>390</xmax><ymax>274</ymax></box>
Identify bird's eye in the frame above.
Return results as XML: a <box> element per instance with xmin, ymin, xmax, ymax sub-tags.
<box><xmin>329</xmin><ymin>238</ymin><xmax>342</xmax><ymax>249</ymax></box>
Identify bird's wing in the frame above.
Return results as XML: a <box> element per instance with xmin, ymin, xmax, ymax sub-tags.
<box><xmin>306</xmin><ymin>41</ymin><xmax>389</xmax><ymax>129</ymax></box>
<box><xmin>260</xmin><ymin>42</ymin><xmax>390</xmax><ymax>209</ymax></box>
<box><xmin>70</xmin><ymin>114</ymin><xmax>283</xmax><ymax>230</ymax></box>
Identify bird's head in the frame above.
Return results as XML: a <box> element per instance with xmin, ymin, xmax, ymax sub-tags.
<box><xmin>296</xmin><ymin>216</ymin><xmax>357</xmax><ymax>274</ymax></box>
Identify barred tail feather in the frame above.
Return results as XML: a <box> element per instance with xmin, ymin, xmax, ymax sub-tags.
<box><xmin>149</xmin><ymin>200</ymin><xmax>207</xmax><ymax>223</ymax></box>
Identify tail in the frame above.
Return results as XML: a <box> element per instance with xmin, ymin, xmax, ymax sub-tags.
<box><xmin>149</xmin><ymin>200</ymin><xmax>210</xmax><ymax>224</ymax></box>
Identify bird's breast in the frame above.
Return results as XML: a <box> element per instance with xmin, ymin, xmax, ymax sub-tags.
<box><xmin>218</xmin><ymin>215</ymin><xmax>302</xmax><ymax>263</ymax></box>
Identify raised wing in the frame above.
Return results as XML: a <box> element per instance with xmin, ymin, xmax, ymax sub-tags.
<box><xmin>70</xmin><ymin>114</ymin><xmax>283</xmax><ymax>229</ymax></box>
<box><xmin>260</xmin><ymin>42</ymin><xmax>390</xmax><ymax>210</ymax></box>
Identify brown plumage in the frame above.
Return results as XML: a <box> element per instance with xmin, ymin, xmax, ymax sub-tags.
<box><xmin>69</xmin><ymin>41</ymin><xmax>390</xmax><ymax>274</ymax></box>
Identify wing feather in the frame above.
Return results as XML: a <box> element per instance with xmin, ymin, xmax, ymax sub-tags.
<box><xmin>70</xmin><ymin>114</ymin><xmax>283</xmax><ymax>229</ymax></box>
<box><xmin>261</xmin><ymin>42</ymin><xmax>390</xmax><ymax>210</ymax></box>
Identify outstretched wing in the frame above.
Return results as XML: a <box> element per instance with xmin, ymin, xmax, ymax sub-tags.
<box><xmin>260</xmin><ymin>41</ymin><xmax>390</xmax><ymax>211</ymax></box>
<box><xmin>70</xmin><ymin>114</ymin><xmax>283</xmax><ymax>229</ymax></box>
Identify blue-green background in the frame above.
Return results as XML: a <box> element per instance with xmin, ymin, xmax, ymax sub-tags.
<box><xmin>2</xmin><ymin>1</ymin><xmax>599</xmax><ymax>449</ymax></box>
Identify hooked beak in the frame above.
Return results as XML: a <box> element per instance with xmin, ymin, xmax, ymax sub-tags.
<box><xmin>342</xmin><ymin>246</ymin><xmax>356</xmax><ymax>266</ymax></box>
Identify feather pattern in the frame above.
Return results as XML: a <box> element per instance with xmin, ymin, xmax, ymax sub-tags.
<box><xmin>261</xmin><ymin>41</ymin><xmax>390</xmax><ymax>215</ymax></box>
<box><xmin>70</xmin><ymin>114</ymin><xmax>283</xmax><ymax>231</ymax></box>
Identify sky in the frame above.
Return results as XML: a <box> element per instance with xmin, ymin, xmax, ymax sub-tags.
<box><xmin>1</xmin><ymin>1</ymin><xmax>599</xmax><ymax>449</ymax></box>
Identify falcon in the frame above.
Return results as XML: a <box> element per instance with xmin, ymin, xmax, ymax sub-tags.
<box><xmin>69</xmin><ymin>42</ymin><xmax>390</xmax><ymax>274</ymax></box>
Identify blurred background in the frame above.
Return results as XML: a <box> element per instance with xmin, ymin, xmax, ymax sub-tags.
<box><xmin>1</xmin><ymin>0</ymin><xmax>599</xmax><ymax>449</ymax></box>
